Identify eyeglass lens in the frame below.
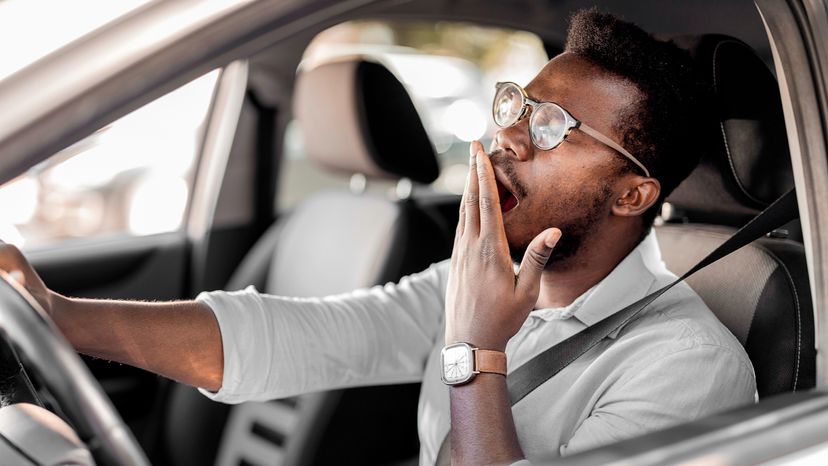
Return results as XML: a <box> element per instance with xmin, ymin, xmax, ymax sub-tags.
<box><xmin>529</xmin><ymin>104</ymin><xmax>568</xmax><ymax>150</ymax></box>
<box><xmin>494</xmin><ymin>83</ymin><xmax>568</xmax><ymax>150</ymax></box>
<box><xmin>493</xmin><ymin>84</ymin><xmax>525</xmax><ymax>127</ymax></box>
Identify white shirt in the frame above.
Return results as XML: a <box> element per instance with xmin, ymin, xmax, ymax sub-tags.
<box><xmin>197</xmin><ymin>232</ymin><xmax>756</xmax><ymax>464</ymax></box>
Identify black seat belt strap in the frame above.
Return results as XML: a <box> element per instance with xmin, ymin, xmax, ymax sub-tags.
<box><xmin>507</xmin><ymin>188</ymin><xmax>799</xmax><ymax>404</ymax></box>
<box><xmin>435</xmin><ymin>190</ymin><xmax>797</xmax><ymax>465</ymax></box>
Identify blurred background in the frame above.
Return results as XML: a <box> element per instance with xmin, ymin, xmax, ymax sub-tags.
<box><xmin>0</xmin><ymin>0</ymin><xmax>547</xmax><ymax>249</ymax></box>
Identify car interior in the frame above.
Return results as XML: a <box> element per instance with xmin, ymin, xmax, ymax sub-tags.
<box><xmin>657</xmin><ymin>33</ymin><xmax>814</xmax><ymax>398</ymax></box>
<box><xmin>156</xmin><ymin>16</ymin><xmax>815</xmax><ymax>466</ymax></box>
<box><xmin>0</xmin><ymin>0</ymin><xmax>822</xmax><ymax>465</ymax></box>
<box><xmin>162</xmin><ymin>56</ymin><xmax>453</xmax><ymax>466</ymax></box>
<box><xmin>155</xmin><ymin>31</ymin><xmax>815</xmax><ymax>465</ymax></box>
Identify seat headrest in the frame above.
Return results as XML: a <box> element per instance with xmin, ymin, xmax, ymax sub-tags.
<box><xmin>293</xmin><ymin>58</ymin><xmax>440</xmax><ymax>184</ymax></box>
<box><xmin>666</xmin><ymin>35</ymin><xmax>793</xmax><ymax>225</ymax></box>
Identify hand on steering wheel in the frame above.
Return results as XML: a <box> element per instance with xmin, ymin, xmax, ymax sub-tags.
<box><xmin>0</xmin><ymin>243</ymin><xmax>149</xmax><ymax>466</ymax></box>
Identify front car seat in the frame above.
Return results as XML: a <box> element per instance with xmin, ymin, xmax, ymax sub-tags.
<box><xmin>158</xmin><ymin>57</ymin><xmax>451</xmax><ymax>466</ymax></box>
<box><xmin>656</xmin><ymin>34</ymin><xmax>815</xmax><ymax>398</ymax></box>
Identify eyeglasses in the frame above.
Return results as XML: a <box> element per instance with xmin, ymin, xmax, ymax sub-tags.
<box><xmin>492</xmin><ymin>81</ymin><xmax>650</xmax><ymax>177</ymax></box>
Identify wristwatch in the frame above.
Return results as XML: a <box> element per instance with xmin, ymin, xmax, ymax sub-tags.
<box><xmin>440</xmin><ymin>342</ymin><xmax>507</xmax><ymax>385</ymax></box>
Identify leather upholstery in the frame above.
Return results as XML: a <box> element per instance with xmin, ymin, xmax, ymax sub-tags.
<box><xmin>656</xmin><ymin>35</ymin><xmax>814</xmax><ymax>398</ymax></box>
<box><xmin>294</xmin><ymin>59</ymin><xmax>440</xmax><ymax>184</ymax></box>
<box><xmin>667</xmin><ymin>35</ymin><xmax>793</xmax><ymax>226</ymax></box>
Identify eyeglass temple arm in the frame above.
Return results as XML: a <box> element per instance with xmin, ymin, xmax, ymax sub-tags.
<box><xmin>578</xmin><ymin>123</ymin><xmax>650</xmax><ymax>177</ymax></box>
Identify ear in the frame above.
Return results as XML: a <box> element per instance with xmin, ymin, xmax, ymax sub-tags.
<box><xmin>611</xmin><ymin>177</ymin><xmax>661</xmax><ymax>218</ymax></box>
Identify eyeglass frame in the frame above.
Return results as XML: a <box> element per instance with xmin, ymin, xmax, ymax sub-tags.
<box><xmin>493</xmin><ymin>82</ymin><xmax>650</xmax><ymax>177</ymax></box>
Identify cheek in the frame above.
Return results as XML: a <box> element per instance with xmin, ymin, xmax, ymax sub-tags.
<box><xmin>527</xmin><ymin>172</ymin><xmax>583</xmax><ymax>211</ymax></box>
<box><xmin>519</xmin><ymin>176</ymin><xmax>612</xmax><ymax>227</ymax></box>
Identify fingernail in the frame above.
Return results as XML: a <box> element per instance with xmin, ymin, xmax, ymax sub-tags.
<box><xmin>545</xmin><ymin>229</ymin><xmax>562</xmax><ymax>248</ymax></box>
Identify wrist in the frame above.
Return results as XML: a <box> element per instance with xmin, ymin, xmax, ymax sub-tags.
<box><xmin>449</xmin><ymin>371</ymin><xmax>506</xmax><ymax>389</ymax></box>
<box><xmin>49</xmin><ymin>293</ymin><xmax>80</xmax><ymax>342</ymax></box>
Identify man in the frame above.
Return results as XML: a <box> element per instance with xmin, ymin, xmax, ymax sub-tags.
<box><xmin>0</xmin><ymin>9</ymin><xmax>754</xmax><ymax>466</ymax></box>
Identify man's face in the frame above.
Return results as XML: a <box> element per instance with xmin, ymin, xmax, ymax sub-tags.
<box><xmin>490</xmin><ymin>53</ymin><xmax>641</xmax><ymax>267</ymax></box>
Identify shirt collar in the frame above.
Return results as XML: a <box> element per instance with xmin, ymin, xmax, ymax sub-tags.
<box><xmin>573</xmin><ymin>231</ymin><xmax>665</xmax><ymax>335</ymax></box>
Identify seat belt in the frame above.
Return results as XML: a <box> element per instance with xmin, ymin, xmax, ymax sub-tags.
<box><xmin>435</xmin><ymin>189</ymin><xmax>798</xmax><ymax>465</ymax></box>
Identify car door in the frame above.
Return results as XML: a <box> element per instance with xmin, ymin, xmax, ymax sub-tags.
<box><xmin>0</xmin><ymin>3</ymin><xmax>381</xmax><ymax>459</ymax></box>
<box><xmin>0</xmin><ymin>62</ymin><xmax>259</xmax><ymax>448</ymax></box>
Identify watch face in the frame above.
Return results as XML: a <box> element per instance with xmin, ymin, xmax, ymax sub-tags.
<box><xmin>441</xmin><ymin>343</ymin><xmax>474</xmax><ymax>385</ymax></box>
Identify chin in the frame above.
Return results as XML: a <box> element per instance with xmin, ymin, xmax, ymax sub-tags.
<box><xmin>504</xmin><ymin>225</ymin><xmax>531</xmax><ymax>249</ymax></box>
<box><xmin>506</xmin><ymin>232</ymin><xmax>536</xmax><ymax>264</ymax></box>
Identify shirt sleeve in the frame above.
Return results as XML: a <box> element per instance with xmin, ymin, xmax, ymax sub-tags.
<box><xmin>560</xmin><ymin>344</ymin><xmax>756</xmax><ymax>456</ymax></box>
<box><xmin>196</xmin><ymin>261</ymin><xmax>449</xmax><ymax>404</ymax></box>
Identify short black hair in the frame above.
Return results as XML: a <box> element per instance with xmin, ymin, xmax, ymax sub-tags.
<box><xmin>565</xmin><ymin>8</ymin><xmax>705</xmax><ymax>229</ymax></box>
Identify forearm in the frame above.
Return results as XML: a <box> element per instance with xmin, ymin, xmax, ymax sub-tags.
<box><xmin>51</xmin><ymin>293</ymin><xmax>223</xmax><ymax>391</ymax></box>
<box><xmin>450</xmin><ymin>373</ymin><xmax>523</xmax><ymax>465</ymax></box>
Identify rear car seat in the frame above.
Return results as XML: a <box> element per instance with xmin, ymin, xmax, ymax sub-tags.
<box><xmin>657</xmin><ymin>35</ymin><xmax>815</xmax><ymax>397</ymax></box>
<box><xmin>157</xmin><ymin>57</ymin><xmax>451</xmax><ymax>466</ymax></box>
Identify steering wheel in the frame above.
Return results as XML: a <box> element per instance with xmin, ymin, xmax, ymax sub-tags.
<box><xmin>0</xmin><ymin>272</ymin><xmax>149</xmax><ymax>465</ymax></box>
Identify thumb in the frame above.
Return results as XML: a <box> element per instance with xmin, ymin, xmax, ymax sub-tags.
<box><xmin>516</xmin><ymin>228</ymin><xmax>561</xmax><ymax>295</ymax></box>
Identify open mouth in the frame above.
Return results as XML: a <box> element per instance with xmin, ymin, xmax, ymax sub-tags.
<box><xmin>496</xmin><ymin>178</ymin><xmax>519</xmax><ymax>214</ymax></box>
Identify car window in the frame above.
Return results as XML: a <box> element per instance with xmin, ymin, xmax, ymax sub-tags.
<box><xmin>0</xmin><ymin>70</ymin><xmax>220</xmax><ymax>249</ymax></box>
<box><xmin>277</xmin><ymin>21</ymin><xmax>548</xmax><ymax>210</ymax></box>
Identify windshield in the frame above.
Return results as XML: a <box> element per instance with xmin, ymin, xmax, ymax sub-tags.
<box><xmin>0</xmin><ymin>0</ymin><xmax>151</xmax><ymax>82</ymax></box>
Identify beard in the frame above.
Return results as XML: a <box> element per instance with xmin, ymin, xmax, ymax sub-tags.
<box><xmin>508</xmin><ymin>186</ymin><xmax>613</xmax><ymax>269</ymax></box>
<box><xmin>490</xmin><ymin>149</ymin><xmax>615</xmax><ymax>270</ymax></box>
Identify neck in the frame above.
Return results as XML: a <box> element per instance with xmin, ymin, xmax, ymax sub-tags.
<box><xmin>534</xmin><ymin>221</ymin><xmax>644</xmax><ymax>309</ymax></box>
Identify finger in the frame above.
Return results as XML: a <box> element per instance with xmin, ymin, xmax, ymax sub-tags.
<box><xmin>0</xmin><ymin>243</ymin><xmax>28</xmax><ymax>286</ymax></box>
<box><xmin>475</xmin><ymin>146</ymin><xmax>504</xmax><ymax>237</ymax></box>
<box><xmin>0</xmin><ymin>243</ymin><xmax>24</xmax><ymax>273</ymax></box>
<box><xmin>516</xmin><ymin>228</ymin><xmax>561</xmax><ymax>296</ymax></box>
<box><xmin>451</xmin><ymin>207</ymin><xmax>463</xmax><ymax>268</ymax></box>
<box><xmin>463</xmin><ymin>144</ymin><xmax>480</xmax><ymax>236</ymax></box>
<box><xmin>456</xmin><ymin>170</ymin><xmax>469</xmax><ymax>241</ymax></box>
<box><xmin>452</xmin><ymin>150</ymin><xmax>477</xmax><ymax>266</ymax></box>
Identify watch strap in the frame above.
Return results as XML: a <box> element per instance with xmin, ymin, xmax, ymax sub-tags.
<box><xmin>474</xmin><ymin>349</ymin><xmax>507</xmax><ymax>376</ymax></box>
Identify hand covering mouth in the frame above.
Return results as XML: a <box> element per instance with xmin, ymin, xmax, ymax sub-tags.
<box><xmin>489</xmin><ymin>148</ymin><xmax>523</xmax><ymax>214</ymax></box>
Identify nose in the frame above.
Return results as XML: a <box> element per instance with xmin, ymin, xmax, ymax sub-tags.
<box><xmin>493</xmin><ymin>118</ymin><xmax>532</xmax><ymax>161</ymax></box>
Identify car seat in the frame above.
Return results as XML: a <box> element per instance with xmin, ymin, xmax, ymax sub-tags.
<box><xmin>656</xmin><ymin>35</ymin><xmax>816</xmax><ymax>398</ymax></box>
<box><xmin>157</xmin><ymin>58</ymin><xmax>451</xmax><ymax>466</ymax></box>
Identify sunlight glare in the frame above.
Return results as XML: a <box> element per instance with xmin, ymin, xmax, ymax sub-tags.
<box><xmin>0</xmin><ymin>177</ymin><xmax>39</xmax><ymax>225</ymax></box>
<box><xmin>128</xmin><ymin>175</ymin><xmax>189</xmax><ymax>236</ymax></box>
<box><xmin>442</xmin><ymin>99</ymin><xmax>487</xmax><ymax>142</ymax></box>
<box><xmin>0</xmin><ymin>0</ymin><xmax>151</xmax><ymax>81</ymax></box>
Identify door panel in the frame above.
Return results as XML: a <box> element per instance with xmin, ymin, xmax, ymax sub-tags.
<box><xmin>27</xmin><ymin>232</ymin><xmax>189</xmax><ymax>300</ymax></box>
<box><xmin>555</xmin><ymin>391</ymin><xmax>828</xmax><ymax>465</ymax></box>
<box><xmin>24</xmin><ymin>231</ymin><xmax>191</xmax><ymax>442</ymax></box>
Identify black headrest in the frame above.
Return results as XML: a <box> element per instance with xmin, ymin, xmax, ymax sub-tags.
<box><xmin>666</xmin><ymin>35</ymin><xmax>793</xmax><ymax>225</ymax></box>
<box><xmin>294</xmin><ymin>58</ymin><xmax>440</xmax><ymax>184</ymax></box>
